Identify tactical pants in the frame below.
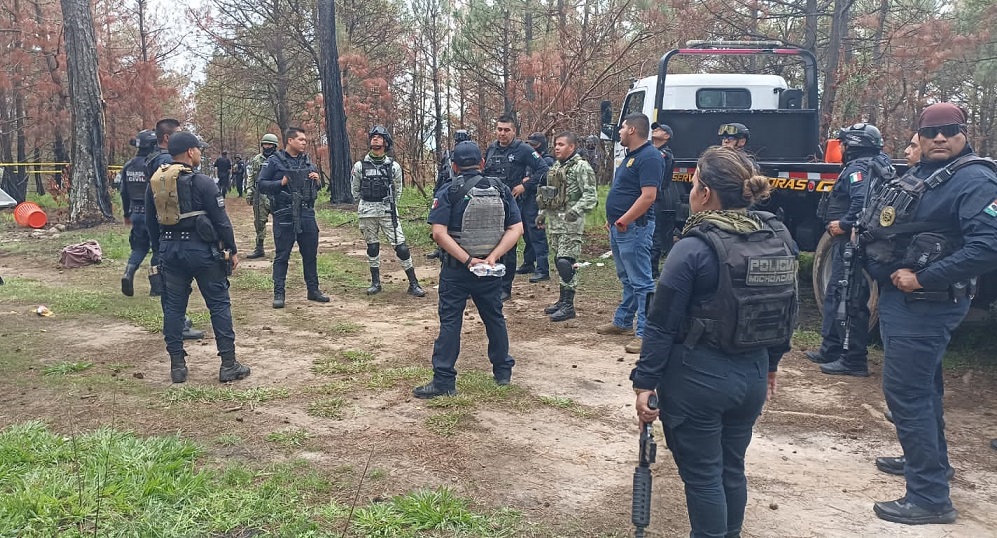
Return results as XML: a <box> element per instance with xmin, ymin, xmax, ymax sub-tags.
<box><xmin>272</xmin><ymin>209</ymin><xmax>320</xmax><ymax>293</ymax></box>
<box><xmin>610</xmin><ymin>221</ymin><xmax>655</xmax><ymax>337</ymax></box>
<box><xmin>818</xmin><ymin>235</ymin><xmax>870</xmax><ymax>367</ymax></box>
<box><xmin>217</xmin><ymin>175</ymin><xmax>231</xmax><ymax>197</ymax></box>
<box><xmin>547</xmin><ymin>214</ymin><xmax>584</xmax><ymax>290</ymax></box>
<box><xmin>517</xmin><ymin>193</ymin><xmax>549</xmax><ymax>275</ymax></box>
<box><xmin>359</xmin><ymin>215</ymin><xmax>412</xmax><ymax>270</ymax></box>
<box><xmin>233</xmin><ymin>175</ymin><xmax>245</xmax><ymax>197</ymax></box>
<box><xmin>430</xmin><ymin>265</ymin><xmax>515</xmax><ymax>391</ymax></box>
<box><xmin>649</xmin><ymin>206</ymin><xmax>676</xmax><ymax>279</ymax></box>
<box><xmin>880</xmin><ymin>287</ymin><xmax>969</xmax><ymax>511</ymax></box>
<box><xmin>158</xmin><ymin>240</ymin><xmax>235</xmax><ymax>357</ymax></box>
<box><xmin>659</xmin><ymin>345</ymin><xmax>768</xmax><ymax>538</ymax></box>
<box><xmin>253</xmin><ymin>194</ymin><xmax>272</xmax><ymax>247</ymax></box>
<box><xmin>126</xmin><ymin>207</ymin><xmax>159</xmax><ymax>268</ymax></box>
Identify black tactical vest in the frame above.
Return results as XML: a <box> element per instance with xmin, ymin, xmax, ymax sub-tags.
<box><xmin>860</xmin><ymin>155</ymin><xmax>997</xmax><ymax>266</ymax></box>
<box><xmin>484</xmin><ymin>145</ymin><xmax>514</xmax><ymax>187</ymax></box>
<box><xmin>122</xmin><ymin>156</ymin><xmax>149</xmax><ymax>203</ymax></box>
<box><xmin>817</xmin><ymin>155</ymin><xmax>890</xmax><ymax>222</ymax></box>
<box><xmin>682</xmin><ymin>212</ymin><xmax>799</xmax><ymax>354</ymax></box>
<box><xmin>360</xmin><ymin>159</ymin><xmax>393</xmax><ymax>202</ymax></box>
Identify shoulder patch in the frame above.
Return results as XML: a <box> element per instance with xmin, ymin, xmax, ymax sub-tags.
<box><xmin>217</xmin><ymin>195</ymin><xmax>225</xmax><ymax>207</ymax></box>
<box><xmin>984</xmin><ymin>198</ymin><xmax>997</xmax><ymax>218</ymax></box>
<box><xmin>432</xmin><ymin>198</ymin><xmax>439</xmax><ymax>210</ymax></box>
<box><xmin>849</xmin><ymin>172</ymin><xmax>863</xmax><ymax>184</ymax></box>
<box><xmin>531</xmin><ymin>151</ymin><xmax>541</xmax><ymax>160</ymax></box>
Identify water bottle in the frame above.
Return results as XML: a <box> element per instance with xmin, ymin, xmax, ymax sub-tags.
<box><xmin>470</xmin><ymin>263</ymin><xmax>506</xmax><ymax>277</ymax></box>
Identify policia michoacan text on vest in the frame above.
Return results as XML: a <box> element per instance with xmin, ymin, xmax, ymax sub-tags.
<box><xmin>681</xmin><ymin>212</ymin><xmax>799</xmax><ymax>354</ymax></box>
<box><xmin>860</xmin><ymin>155</ymin><xmax>997</xmax><ymax>270</ymax></box>
<box><xmin>360</xmin><ymin>159</ymin><xmax>393</xmax><ymax>202</ymax></box>
<box><xmin>449</xmin><ymin>175</ymin><xmax>506</xmax><ymax>259</ymax></box>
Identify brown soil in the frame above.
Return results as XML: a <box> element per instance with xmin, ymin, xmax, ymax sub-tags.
<box><xmin>1</xmin><ymin>200</ymin><xmax>996</xmax><ymax>537</ymax></box>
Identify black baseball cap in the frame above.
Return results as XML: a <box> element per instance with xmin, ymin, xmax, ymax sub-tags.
<box><xmin>168</xmin><ymin>132</ymin><xmax>207</xmax><ymax>156</ymax></box>
<box><xmin>651</xmin><ymin>123</ymin><xmax>673</xmax><ymax>136</ymax></box>
<box><xmin>452</xmin><ymin>141</ymin><xmax>483</xmax><ymax>166</ymax></box>
<box><xmin>527</xmin><ymin>132</ymin><xmax>547</xmax><ymax>145</ymax></box>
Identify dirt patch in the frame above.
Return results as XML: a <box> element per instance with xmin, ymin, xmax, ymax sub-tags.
<box><xmin>1</xmin><ymin>201</ymin><xmax>996</xmax><ymax>537</ymax></box>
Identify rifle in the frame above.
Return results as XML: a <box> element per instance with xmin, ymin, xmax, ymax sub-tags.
<box><xmin>384</xmin><ymin>175</ymin><xmax>400</xmax><ymax>246</ymax></box>
<box><xmin>632</xmin><ymin>394</ymin><xmax>658</xmax><ymax>538</ymax></box>
<box><xmin>286</xmin><ymin>169</ymin><xmax>315</xmax><ymax>235</ymax></box>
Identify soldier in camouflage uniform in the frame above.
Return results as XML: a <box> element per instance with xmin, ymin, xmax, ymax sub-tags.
<box><xmin>350</xmin><ymin>125</ymin><xmax>426</xmax><ymax>297</ymax></box>
<box><xmin>536</xmin><ymin>132</ymin><xmax>598</xmax><ymax>321</ymax></box>
<box><xmin>245</xmin><ymin>133</ymin><xmax>279</xmax><ymax>259</ymax></box>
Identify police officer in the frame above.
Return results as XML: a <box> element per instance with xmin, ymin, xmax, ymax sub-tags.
<box><xmin>483</xmin><ymin>115</ymin><xmax>550</xmax><ymax>301</ymax></box>
<box><xmin>214</xmin><ymin>151</ymin><xmax>232</xmax><ymax>196</ymax></box>
<box><xmin>144</xmin><ymin>132</ymin><xmax>251</xmax><ymax>384</ymax></box>
<box><xmin>904</xmin><ymin>133</ymin><xmax>920</xmax><ymax>167</ymax></box>
<box><xmin>718</xmin><ymin>122</ymin><xmax>750</xmax><ymax>150</ymax></box>
<box><xmin>413</xmin><ymin>141</ymin><xmax>523</xmax><ymax>399</ymax></box>
<box><xmin>632</xmin><ymin>146</ymin><xmax>797</xmax><ymax>538</ymax></box>
<box><xmin>144</xmin><ymin>118</ymin><xmax>181</xmax><ymax>296</ymax></box>
<box><xmin>232</xmin><ymin>154</ymin><xmax>246</xmax><ymax>197</ymax></box>
<box><xmin>536</xmin><ymin>132</ymin><xmax>598</xmax><ymax>321</ymax></box>
<box><xmin>257</xmin><ymin>127</ymin><xmax>330</xmax><ymax>308</ymax></box>
<box><xmin>806</xmin><ymin>123</ymin><xmax>892</xmax><ymax>377</ymax></box>
<box><xmin>244</xmin><ymin>133</ymin><xmax>279</xmax><ymax>259</ymax></box>
<box><xmin>119</xmin><ymin>129</ymin><xmax>157</xmax><ymax>297</ymax></box>
<box><xmin>515</xmin><ymin>132</ymin><xmax>554</xmax><ymax>283</ymax></box>
<box><xmin>350</xmin><ymin>125</ymin><xmax>426</xmax><ymax>297</ymax></box>
<box><xmin>597</xmin><ymin>113</ymin><xmax>662</xmax><ymax>355</ymax></box>
<box><xmin>862</xmin><ymin>103</ymin><xmax>997</xmax><ymax>525</ymax></box>
<box><xmin>649</xmin><ymin>122</ymin><xmax>678</xmax><ymax>280</ymax></box>
<box><xmin>434</xmin><ymin>129</ymin><xmax>471</xmax><ymax>194</ymax></box>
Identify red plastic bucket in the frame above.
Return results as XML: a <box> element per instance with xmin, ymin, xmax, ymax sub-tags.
<box><xmin>13</xmin><ymin>202</ymin><xmax>48</xmax><ymax>229</ymax></box>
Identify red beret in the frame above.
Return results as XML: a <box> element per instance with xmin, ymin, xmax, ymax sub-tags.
<box><xmin>918</xmin><ymin>103</ymin><xmax>968</xmax><ymax>128</ymax></box>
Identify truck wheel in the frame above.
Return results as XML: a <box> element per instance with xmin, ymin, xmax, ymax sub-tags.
<box><xmin>811</xmin><ymin>232</ymin><xmax>880</xmax><ymax>333</ymax></box>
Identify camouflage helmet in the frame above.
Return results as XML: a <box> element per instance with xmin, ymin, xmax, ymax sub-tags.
<box><xmin>837</xmin><ymin>122</ymin><xmax>884</xmax><ymax>150</ymax></box>
<box><xmin>369</xmin><ymin>125</ymin><xmax>393</xmax><ymax>151</ymax></box>
<box><xmin>132</xmin><ymin>129</ymin><xmax>157</xmax><ymax>150</ymax></box>
<box><xmin>260</xmin><ymin>133</ymin><xmax>279</xmax><ymax>146</ymax></box>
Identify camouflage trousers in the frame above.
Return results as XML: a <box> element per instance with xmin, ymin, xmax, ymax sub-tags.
<box><xmin>547</xmin><ymin>215</ymin><xmax>584</xmax><ymax>290</ymax></box>
<box><xmin>359</xmin><ymin>215</ymin><xmax>411</xmax><ymax>270</ymax></box>
<box><xmin>253</xmin><ymin>194</ymin><xmax>271</xmax><ymax>246</ymax></box>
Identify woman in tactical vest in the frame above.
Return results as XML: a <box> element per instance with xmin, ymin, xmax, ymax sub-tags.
<box><xmin>631</xmin><ymin>146</ymin><xmax>798</xmax><ymax>538</ymax></box>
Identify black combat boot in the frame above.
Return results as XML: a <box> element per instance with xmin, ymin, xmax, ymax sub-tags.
<box><xmin>181</xmin><ymin>316</ymin><xmax>205</xmax><ymax>340</ymax></box>
<box><xmin>367</xmin><ymin>268</ymin><xmax>382</xmax><ymax>295</ymax></box>
<box><xmin>219</xmin><ymin>352</ymin><xmax>251</xmax><ymax>382</ymax></box>
<box><xmin>273</xmin><ymin>290</ymin><xmax>285</xmax><ymax>309</ymax></box>
<box><xmin>121</xmin><ymin>263</ymin><xmax>138</xmax><ymax>297</ymax></box>
<box><xmin>308</xmin><ymin>289</ymin><xmax>330</xmax><ymax>302</ymax></box>
<box><xmin>550</xmin><ymin>290</ymin><xmax>576</xmax><ymax>322</ymax></box>
<box><xmin>405</xmin><ymin>268</ymin><xmax>426</xmax><ymax>297</ymax></box>
<box><xmin>148</xmin><ymin>271</ymin><xmax>163</xmax><ymax>297</ymax></box>
<box><xmin>246</xmin><ymin>241</ymin><xmax>265</xmax><ymax>259</ymax></box>
<box><xmin>170</xmin><ymin>352</ymin><xmax>188</xmax><ymax>384</ymax></box>
<box><xmin>544</xmin><ymin>288</ymin><xmax>567</xmax><ymax>314</ymax></box>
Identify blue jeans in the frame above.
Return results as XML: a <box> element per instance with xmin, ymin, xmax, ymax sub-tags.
<box><xmin>880</xmin><ymin>287</ymin><xmax>968</xmax><ymax>510</ymax></box>
<box><xmin>818</xmin><ymin>235</ymin><xmax>869</xmax><ymax>366</ymax></box>
<box><xmin>610</xmin><ymin>222</ymin><xmax>655</xmax><ymax>337</ymax></box>
<box><xmin>159</xmin><ymin>241</ymin><xmax>234</xmax><ymax>357</ymax></box>
<box><xmin>126</xmin><ymin>209</ymin><xmax>159</xmax><ymax>268</ymax></box>
<box><xmin>659</xmin><ymin>345</ymin><xmax>768</xmax><ymax>538</ymax></box>
<box><xmin>430</xmin><ymin>266</ymin><xmax>515</xmax><ymax>389</ymax></box>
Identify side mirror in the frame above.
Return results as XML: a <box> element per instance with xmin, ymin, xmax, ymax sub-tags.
<box><xmin>600</xmin><ymin>100</ymin><xmax>616</xmax><ymax>141</ymax></box>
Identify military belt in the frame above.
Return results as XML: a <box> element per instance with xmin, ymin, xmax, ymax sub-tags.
<box><xmin>905</xmin><ymin>286</ymin><xmax>971</xmax><ymax>303</ymax></box>
<box><xmin>160</xmin><ymin>231</ymin><xmax>194</xmax><ymax>241</ymax></box>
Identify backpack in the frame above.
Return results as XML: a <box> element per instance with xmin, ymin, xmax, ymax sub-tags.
<box><xmin>150</xmin><ymin>163</ymin><xmax>205</xmax><ymax>225</ymax></box>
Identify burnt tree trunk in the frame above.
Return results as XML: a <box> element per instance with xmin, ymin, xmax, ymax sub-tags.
<box><xmin>61</xmin><ymin>0</ymin><xmax>113</xmax><ymax>225</ymax></box>
<box><xmin>317</xmin><ymin>0</ymin><xmax>354</xmax><ymax>204</ymax></box>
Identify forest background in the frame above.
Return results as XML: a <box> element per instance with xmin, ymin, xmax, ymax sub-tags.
<box><xmin>2</xmin><ymin>0</ymin><xmax>996</xmax><ymax>208</ymax></box>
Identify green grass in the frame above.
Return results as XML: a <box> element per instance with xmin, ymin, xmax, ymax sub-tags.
<box><xmin>215</xmin><ymin>434</ymin><xmax>242</xmax><ymax>447</ymax></box>
<box><xmin>536</xmin><ymin>395</ymin><xmax>595</xmax><ymax>418</ymax></box>
<box><xmin>41</xmin><ymin>361</ymin><xmax>93</xmax><ymax>376</ymax></box>
<box><xmin>165</xmin><ymin>386</ymin><xmax>290</xmax><ymax>404</ymax></box>
<box><xmin>307</xmin><ymin>397</ymin><xmax>348</xmax><ymax>419</ymax></box>
<box><xmin>792</xmin><ymin>328</ymin><xmax>823</xmax><ymax>349</ymax></box>
<box><xmin>365</xmin><ymin>366</ymin><xmax>432</xmax><ymax>389</ymax></box>
<box><xmin>425</xmin><ymin>411</ymin><xmax>469</xmax><ymax>437</ymax></box>
<box><xmin>230</xmin><ymin>269</ymin><xmax>274</xmax><ymax>291</ymax></box>
<box><xmin>330</xmin><ymin>321</ymin><xmax>364</xmax><ymax>335</ymax></box>
<box><xmin>351</xmin><ymin>486</ymin><xmax>521</xmax><ymax>537</ymax></box>
<box><xmin>316</xmin><ymin>251</ymin><xmax>370</xmax><ymax>290</ymax></box>
<box><xmin>312</xmin><ymin>350</ymin><xmax>376</xmax><ymax>376</ymax></box>
<box><xmin>265</xmin><ymin>428</ymin><xmax>311</xmax><ymax>448</ymax></box>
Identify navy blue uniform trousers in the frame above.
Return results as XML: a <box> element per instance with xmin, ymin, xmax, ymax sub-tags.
<box><xmin>880</xmin><ymin>287</ymin><xmax>968</xmax><ymax>510</ymax></box>
<box><xmin>272</xmin><ymin>208</ymin><xmax>320</xmax><ymax>293</ymax></box>
<box><xmin>430</xmin><ymin>266</ymin><xmax>515</xmax><ymax>390</ymax></box>
<box><xmin>659</xmin><ymin>345</ymin><xmax>768</xmax><ymax>538</ymax></box>
<box><xmin>517</xmin><ymin>192</ymin><xmax>549</xmax><ymax>274</ymax></box>
<box><xmin>818</xmin><ymin>234</ymin><xmax>870</xmax><ymax>366</ymax></box>
<box><xmin>126</xmin><ymin>208</ymin><xmax>159</xmax><ymax>268</ymax></box>
<box><xmin>159</xmin><ymin>241</ymin><xmax>234</xmax><ymax>357</ymax></box>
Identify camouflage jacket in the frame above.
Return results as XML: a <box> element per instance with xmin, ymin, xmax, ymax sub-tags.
<box><xmin>245</xmin><ymin>152</ymin><xmax>268</xmax><ymax>201</ymax></box>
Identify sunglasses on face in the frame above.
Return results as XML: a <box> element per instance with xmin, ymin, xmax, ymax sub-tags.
<box><xmin>918</xmin><ymin>124</ymin><xmax>964</xmax><ymax>139</ymax></box>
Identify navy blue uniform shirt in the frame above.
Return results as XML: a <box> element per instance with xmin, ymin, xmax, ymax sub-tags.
<box><xmin>429</xmin><ymin>174</ymin><xmax>522</xmax><ymax>231</ymax></box>
<box><xmin>145</xmin><ymin>148</ymin><xmax>172</xmax><ymax>181</ymax></box>
<box><xmin>256</xmin><ymin>151</ymin><xmax>319</xmax><ymax>200</ymax></box>
<box><xmin>830</xmin><ymin>152</ymin><xmax>890</xmax><ymax>231</ymax></box>
<box><xmin>631</xmin><ymin>234</ymin><xmax>793</xmax><ymax>390</ymax></box>
<box><xmin>483</xmin><ymin>140</ymin><xmax>550</xmax><ymax>191</ymax></box>
<box><xmin>606</xmin><ymin>141</ymin><xmax>663</xmax><ymax>223</ymax></box>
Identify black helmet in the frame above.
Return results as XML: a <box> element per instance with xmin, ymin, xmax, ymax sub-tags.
<box><xmin>132</xmin><ymin>129</ymin><xmax>157</xmax><ymax>150</ymax></box>
<box><xmin>718</xmin><ymin>123</ymin><xmax>750</xmax><ymax>140</ymax></box>
<box><xmin>454</xmin><ymin>130</ymin><xmax>470</xmax><ymax>144</ymax></box>
<box><xmin>369</xmin><ymin>125</ymin><xmax>393</xmax><ymax>151</ymax></box>
<box><xmin>837</xmin><ymin>122</ymin><xmax>884</xmax><ymax>150</ymax></box>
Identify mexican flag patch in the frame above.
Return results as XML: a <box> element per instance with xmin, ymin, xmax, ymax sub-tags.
<box><xmin>985</xmin><ymin>198</ymin><xmax>997</xmax><ymax>218</ymax></box>
<box><xmin>849</xmin><ymin>172</ymin><xmax>863</xmax><ymax>184</ymax></box>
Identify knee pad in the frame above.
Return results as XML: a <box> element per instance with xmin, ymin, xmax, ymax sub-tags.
<box><xmin>394</xmin><ymin>243</ymin><xmax>411</xmax><ymax>260</ymax></box>
<box><xmin>555</xmin><ymin>257</ymin><xmax>576</xmax><ymax>282</ymax></box>
<box><xmin>366</xmin><ymin>242</ymin><xmax>380</xmax><ymax>258</ymax></box>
